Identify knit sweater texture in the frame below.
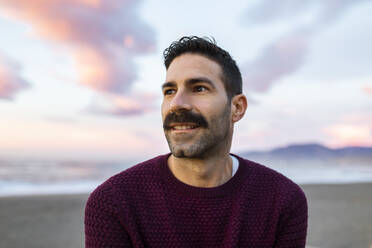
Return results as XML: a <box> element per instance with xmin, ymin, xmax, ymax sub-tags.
<box><xmin>85</xmin><ymin>153</ymin><xmax>308</xmax><ymax>247</ymax></box>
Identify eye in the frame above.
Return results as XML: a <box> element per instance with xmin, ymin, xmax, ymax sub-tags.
<box><xmin>194</xmin><ymin>85</ymin><xmax>208</xmax><ymax>92</ymax></box>
<box><xmin>164</xmin><ymin>89</ymin><xmax>176</xmax><ymax>95</ymax></box>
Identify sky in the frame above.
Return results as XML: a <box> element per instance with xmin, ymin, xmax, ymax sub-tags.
<box><xmin>0</xmin><ymin>0</ymin><xmax>371</xmax><ymax>161</ymax></box>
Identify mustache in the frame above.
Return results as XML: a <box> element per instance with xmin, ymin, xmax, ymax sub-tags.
<box><xmin>163</xmin><ymin>110</ymin><xmax>208</xmax><ymax>130</ymax></box>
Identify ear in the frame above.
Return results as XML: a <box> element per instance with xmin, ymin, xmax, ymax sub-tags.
<box><xmin>231</xmin><ymin>94</ymin><xmax>247</xmax><ymax>123</ymax></box>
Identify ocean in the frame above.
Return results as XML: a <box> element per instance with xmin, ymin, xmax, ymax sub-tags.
<box><xmin>0</xmin><ymin>158</ymin><xmax>129</xmax><ymax>197</ymax></box>
<box><xmin>1</xmin><ymin>157</ymin><xmax>372</xmax><ymax>197</ymax></box>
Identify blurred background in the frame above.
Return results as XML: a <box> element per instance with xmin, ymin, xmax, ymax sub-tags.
<box><xmin>0</xmin><ymin>0</ymin><xmax>371</xmax><ymax>247</ymax></box>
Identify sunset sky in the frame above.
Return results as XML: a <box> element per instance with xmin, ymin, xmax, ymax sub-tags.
<box><xmin>0</xmin><ymin>0</ymin><xmax>371</xmax><ymax>161</ymax></box>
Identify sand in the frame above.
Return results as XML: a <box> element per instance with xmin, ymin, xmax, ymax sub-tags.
<box><xmin>0</xmin><ymin>183</ymin><xmax>371</xmax><ymax>248</ymax></box>
<box><xmin>0</xmin><ymin>194</ymin><xmax>89</xmax><ymax>248</ymax></box>
<box><xmin>304</xmin><ymin>183</ymin><xmax>372</xmax><ymax>248</ymax></box>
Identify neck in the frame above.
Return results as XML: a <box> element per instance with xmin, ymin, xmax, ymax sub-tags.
<box><xmin>168</xmin><ymin>152</ymin><xmax>233</xmax><ymax>188</ymax></box>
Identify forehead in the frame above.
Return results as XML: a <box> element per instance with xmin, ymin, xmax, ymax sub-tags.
<box><xmin>165</xmin><ymin>53</ymin><xmax>223</xmax><ymax>86</ymax></box>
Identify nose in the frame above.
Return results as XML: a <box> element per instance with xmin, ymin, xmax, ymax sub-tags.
<box><xmin>169</xmin><ymin>89</ymin><xmax>192</xmax><ymax>112</ymax></box>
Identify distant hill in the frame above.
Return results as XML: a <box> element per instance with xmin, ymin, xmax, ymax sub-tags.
<box><xmin>240</xmin><ymin>143</ymin><xmax>372</xmax><ymax>166</ymax></box>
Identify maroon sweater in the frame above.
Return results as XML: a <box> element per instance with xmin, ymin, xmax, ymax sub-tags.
<box><xmin>85</xmin><ymin>153</ymin><xmax>308</xmax><ymax>247</ymax></box>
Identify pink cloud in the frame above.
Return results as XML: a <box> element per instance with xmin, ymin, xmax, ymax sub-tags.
<box><xmin>323</xmin><ymin>124</ymin><xmax>372</xmax><ymax>147</ymax></box>
<box><xmin>362</xmin><ymin>86</ymin><xmax>372</xmax><ymax>97</ymax></box>
<box><xmin>0</xmin><ymin>116</ymin><xmax>161</xmax><ymax>160</ymax></box>
<box><xmin>87</xmin><ymin>92</ymin><xmax>158</xmax><ymax>116</ymax></box>
<box><xmin>0</xmin><ymin>0</ymin><xmax>156</xmax><ymax>114</ymax></box>
<box><xmin>0</xmin><ymin>53</ymin><xmax>29</xmax><ymax>100</ymax></box>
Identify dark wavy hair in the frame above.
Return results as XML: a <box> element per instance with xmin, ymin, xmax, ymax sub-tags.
<box><xmin>163</xmin><ymin>36</ymin><xmax>242</xmax><ymax>100</ymax></box>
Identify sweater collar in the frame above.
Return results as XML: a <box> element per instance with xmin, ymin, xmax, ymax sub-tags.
<box><xmin>158</xmin><ymin>153</ymin><xmax>248</xmax><ymax>198</ymax></box>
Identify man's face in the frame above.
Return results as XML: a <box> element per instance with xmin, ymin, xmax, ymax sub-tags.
<box><xmin>161</xmin><ymin>53</ymin><xmax>232</xmax><ymax>158</ymax></box>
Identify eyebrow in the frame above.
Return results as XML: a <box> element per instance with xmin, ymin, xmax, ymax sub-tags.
<box><xmin>161</xmin><ymin>77</ymin><xmax>216</xmax><ymax>90</ymax></box>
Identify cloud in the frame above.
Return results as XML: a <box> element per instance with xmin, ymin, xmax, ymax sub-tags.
<box><xmin>44</xmin><ymin>116</ymin><xmax>77</xmax><ymax>123</ymax></box>
<box><xmin>323</xmin><ymin>124</ymin><xmax>372</xmax><ymax>147</ymax></box>
<box><xmin>243</xmin><ymin>0</ymin><xmax>367</xmax><ymax>27</ymax></box>
<box><xmin>0</xmin><ymin>0</ymin><xmax>156</xmax><ymax>114</ymax></box>
<box><xmin>0</xmin><ymin>53</ymin><xmax>29</xmax><ymax>100</ymax></box>
<box><xmin>362</xmin><ymin>86</ymin><xmax>372</xmax><ymax>97</ymax></box>
<box><xmin>242</xmin><ymin>0</ymin><xmax>314</xmax><ymax>26</ymax></box>
<box><xmin>86</xmin><ymin>92</ymin><xmax>158</xmax><ymax>116</ymax></box>
<box><xmin>242</xmin><ymin>30</ymin><xmax>309</xmax><ymax>93</ymax></box>
<box><xmin>241</xmin><ymin>0</ymin><xmax>367</xmax><ymax>94</ymax></box>
<box><xmin>0</xmin><ymin>115</ymin><xmax>160</xmax><ymax>160</ymax></box>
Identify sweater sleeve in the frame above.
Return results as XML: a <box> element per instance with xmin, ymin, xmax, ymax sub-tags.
<box><xmin>274</xmin><ymin>185</ymin><xmax>308</xmax><ymax>248</ymax></box>
<box><xmin>84</xmin><ymin>182</ymin><xmax>132</xmax><ymax>248</ymax></box>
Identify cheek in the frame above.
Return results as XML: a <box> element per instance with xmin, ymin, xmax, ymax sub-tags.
<box><xmin>202</xmin><ymin>98</ymin><xmax>227</xmax><ymax>115</ymax></box>
<box><xmin>161</xmin><ymin>101</ymin><xmax>168</xmax><ymax>120</ymax></box>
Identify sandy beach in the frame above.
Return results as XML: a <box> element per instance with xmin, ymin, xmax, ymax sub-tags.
<box><xmin>0</xmin><ymin>183</ymin><xmax>371</xmax><ymax>248</ymax></box>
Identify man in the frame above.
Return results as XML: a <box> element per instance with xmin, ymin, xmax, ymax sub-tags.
<box><xmin>85</xmin><ymin>36</ymin><xmax>308</xmax><ymax>247</ymax></box>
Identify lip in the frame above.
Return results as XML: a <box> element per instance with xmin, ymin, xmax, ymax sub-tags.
<box><xmin>171</xmin><ymin>126</ymin><xmax>200</xmax><ymax>133</ymax></box>
<box><xmin>168</xmin><ymin>123</ymin><xmax>201</xmax><ymax>134</ymax></box>
<box><xmin>169</xmin><ymin>122</ymin><xmax>199</xmax><ymax>128</ymax></box>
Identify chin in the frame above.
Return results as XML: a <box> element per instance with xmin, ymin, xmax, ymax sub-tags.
<box><xmin>172</xmin><ymin>150</ymin><xmax>187</xmax><ymax>158</ymax></box>
<box><xmin>171</xmin><ymin>146</ymin><xmax>190</xmax><ymax>158</ymax></box>
<box><xmin>170</xmin><ymin>145</ymin><xmax>207</xmax><ymax>159</ymax></box>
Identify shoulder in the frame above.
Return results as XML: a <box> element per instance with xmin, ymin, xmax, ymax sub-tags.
<box><xmin>234</xmin><ymin>154</ymin><xmax>307</xmax><ymax>205</ymax></box>
<box><xmin>89</xmin><ymin>154</ymin><xmax>169</xmax><ymax>198</ymax></box>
